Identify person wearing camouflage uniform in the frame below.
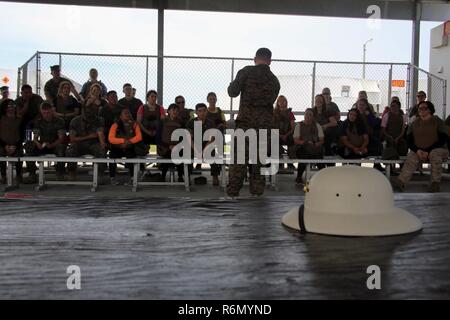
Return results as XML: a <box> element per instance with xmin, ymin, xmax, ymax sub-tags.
<box><xmin>66</xmin><ymin>105</ymin><xmax>107</xmax><ymax>180</ymax></box>
<box><xmin>391</xmin><ymin>101</ymin><xmax>449</xmax><ymax>193</ymax></box>
<box><xmin>23</xmin><ymin>102</ymin><xmax>67</xmax><ymax>183</ymax></box>
<box><xmin>226</xmin><ymin>48</ymin><xmax>280</xmax><ymax>197</ymax></box>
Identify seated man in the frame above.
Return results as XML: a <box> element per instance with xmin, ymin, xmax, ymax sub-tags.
<box><xmin>0</xmin><ymin>101</ymin><xmax>23</xmax><ymax>184</ymax></box>
<box><xmin>157</xmin><ymin>103</ymin><xmax>184</xmax><ymax>182</ymax></box>
<box><xmin>293</xmin><ymin>108</ymin><xmax>325</xmax><ymax>186</ymax></box>
<box><xmin>391</xmin><ymin>101</ymin><xmax>449</xmax><ymax>192</ymax></box>
<box><xmin>23</xmin><ymin>102</ymin><xmax>67</xmax><ymax>183</ymax></box>
<box><xmin>66</xmin><ymin>106</ymin><xmax>107</xmax><ymax>180</ymax></box>
<box><xmin>108</xmin><ymin>108</ymin><xmax>144</xmax><ymax>185</ymax></box>
<box><xmin>186</xmin><ymin>103</ymin><xmax>220</xmax><ymax>186</ymax></box>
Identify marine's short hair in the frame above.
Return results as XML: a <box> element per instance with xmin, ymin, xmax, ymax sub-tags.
<box><xmin>40</xmin><ymin>101</ymin><xmax>53</xmax><ymax>111</ymax></box>
<box><xmin>167</xmin><ymin>103</ymin><xmax>179</xmax><ymax>111</ymax></box>
<box><xmin>418</xmin><ymin>100</ymin><xmax>435</xmax><ymax>114</ymax></box>
<box><xmin>195</xmin><ymin>103</ymin><xmax>207</xmax><ymax>111</ymax></box>
<box><xmin>255</xmin><ymin>48</ymin><xmax>272</xmax><ymax>60</ymax></box>
<box><xmin>21</xmin><ymin>84</ymin><xmax>32</xmax><ymax>91</ymax></box>
<box><xmin>107</xmin><ymin>90</ymin><xmax>117</xmax><ymax>97</ymax></box>
<box><xmin>123</xmin><ymin>83</ymin><xmax>132</xmax><ymax>89</ymax></box>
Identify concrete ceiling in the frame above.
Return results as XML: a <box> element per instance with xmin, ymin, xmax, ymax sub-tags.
<box><xmin>2</xmin><ymin>0</ymin><xmax>450</xmax><ymax>21</ymax></box>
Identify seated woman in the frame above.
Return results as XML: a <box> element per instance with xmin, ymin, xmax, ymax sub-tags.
<box><xmin>157</xmin><ymin>103</ymin><xmax>184</xmax><ymax>182</ymax></box>
<box><xmin>381</xmin><ymin>100</ymin><xmax>408</xmax><ymax>158</ymax></box>
<box><xmin>137</xmin><ymin>90</ymin><xmax>165</xmax><ymax>148</ymax></box>
<box><xmin>338</xmin><ymin>109</ymin><xmax>369</xmax><ymax>159</ymax></box>
<box><xmin>273</xmin><ymin>95</ymin><xmax>295</xmax><ymax>171</ymax></box>
<box><xmin>312</xmin><ymin>94</ymin><xmax>339</xmax><ymax>164</ymax></box>
<box><xmin>391</xmin><ymin>101</ymin><xmax>448</xmax><ymax>193</ymax></box>
<box><xmin>293</xmin><ymin>108</ymin><xmax>324</xmax><ymax>185</ymax></box>
<box><xmin>53</xmin><ymin>81</ymin><xmax>80</xmax><ymax>131</ymax></box>
<box><xmin>83</xmin><ymin>83</ymin><xmax>107</xmax><ymax>114</ymax></box>
<box><xmin>355</xmin><ymin>98</ymin><xmax>383</xmax><ymax>170</ymax></box>
<box><xmin>108</xmin><ymin>108</ymin><xmax>143</xmax><ymax>185</ymax></box>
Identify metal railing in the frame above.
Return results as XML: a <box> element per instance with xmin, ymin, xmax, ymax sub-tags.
<box><xmin>17</xmin><ymin>51</ymin><xmax>448</xmax><ymax>120</ymax></box>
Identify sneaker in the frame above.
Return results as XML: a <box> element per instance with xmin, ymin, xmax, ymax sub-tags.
<box><xmin>22</xmin><ymin>174</ymin><xmax>37</xmax><ymax>184</ymax></box>
<box><xmin>110</xmin><ymin>177</ymin><xmax>120</xmax><ymax>186</ymax></box>
<box><xmin>428</xmin><ymin>182</ymin><xmax>440</xmax><ymax>193</ymax></box>
<box><xmin>212</xmin><ymin>176</ymin><xmax>219</xmax><ymax>186</ymax></box>
<box><xmin>390</xmin><ymin>177</ymin><xmax>405</xmax><ymax>192</ymax></box>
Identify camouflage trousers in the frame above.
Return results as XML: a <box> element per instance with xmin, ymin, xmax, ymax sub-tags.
<box><xmin>24</xmin><ymin>141</ymin><xmax>67</xmax><ymax>175</ymax></box>
<box><xmin>66</xmin><ymin>142</ymin><xmax>106</xmax><ymax>172</ymax></box>
<box><xmin>226</xmin><ymin>118</ymin><xmax>273</xmax><ymax>197</ymax></box>
<box><xmin>399</xmin><ymin>148</ymin><xmax>449</xmax><ymax>184</ymax></box>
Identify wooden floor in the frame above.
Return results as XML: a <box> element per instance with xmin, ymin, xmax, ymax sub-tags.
<box><xmin>0</xmin><ymin>193</ymin><xmax>449</xmax><ymax>299</ymax></box>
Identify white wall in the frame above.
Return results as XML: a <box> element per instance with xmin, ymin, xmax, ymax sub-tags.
<box><xmin>429</xmin><ymin>21</ymin><xmax>450</xmax><ymax>120</ymax></box>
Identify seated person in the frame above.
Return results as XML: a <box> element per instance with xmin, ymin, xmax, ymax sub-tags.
<box><xmin>206</xmin><ymin>92</ymin><xmax>226</xmax><ymax>133</ymax></box>
<box><xmin>80</xmin><ymin>68</ymin><xmax>108</xmax><ymax>99</ymax></box>
<box><xmin>0</xmin><ymin>101</ymin><xmax>23</xmax><ymax>184</ymax></box>
<box><xmin>118</xmin><ymin>83</ymin><xmax>143</xmax><ymax>120</ymax></box>
<box><xmin>83</xmin><ymin>83</ymin><xmax>107</xmax><ymax>115</ymax></box>
<box><xmin>273</xmin><ymin>95</ymin><xmax>295</xmax><ymax>170</ymax></box>
<box><xmin>137</xmin><ymin>90</ymin><xmax>165</xmax><ymax>147</ymax></box>
<box><xmin>66</xmin><ymin>106</ymin><xmax>107</xmax><ymax>180</ymax></box>
<box><xmin>53</xmin><ymin>81</ymin><xmax>81</xmax><ymax>131</ymax></box>
<box><xmin>174</xmin><ymin>95</ymin><xmax>195</xmax><ymax>128</ymax></box>
<box><xmin>338</xmin><ymin>109</ymin><xmax>369</xmax><ymax>159</ymax></box>
<box><xmin>15</xmin><ymin>84</ymin><xmax>44</xmax><ymax>135</ymax></box>
<box><xmin>99</xmin><ymin>90</ymin><xmax>125</xmax><ymax>139</ymax></box>
<box><xmin>157</xmin><ymin>103</ymin><xmax>184</xmax><ymax>182</ymax></box>
<box><xmin>186</xmin><ymin>103</ymin><xmax>220</xmax><ymax>186</ymax></box>
<box><xmin>381</xmin><ymin>100</ymin><xmax>408</xmax><ymax>159</ymax></box>
<box><xmin>23</xmin><ymin>102</ymin><xmax>67</xmax><ymax>183</ymax></box>
<box><xmin>108</xmin><ymin>108</ymin><xmax>144</xmax><ymax>185</ymax></box>
<box><xmin>391</xmin><ymin>101</ymin><xmax>448</xmax><ymax>193</ymax></box>
<box><xmin>312</xmin><ymin>94</ymin><xmax>338</xmax><ymax>157</ymax></box>
<box><xmin>293</xmin><ymin>108</ymin><xmax>324</xmax><ymax>185</ymax></box>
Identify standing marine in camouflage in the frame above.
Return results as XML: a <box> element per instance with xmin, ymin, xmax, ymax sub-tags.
<box><xmin>226</xmin><ymin>48</ymin><xmax>280</xmax><ymax>197</ymax></box>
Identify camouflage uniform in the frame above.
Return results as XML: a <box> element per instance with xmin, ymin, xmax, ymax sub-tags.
<box><xmin>399</xmin><ymin>116</ymin><xmax>449</xmax><ymax>184</ymax></box>
<box><xmin>66</xmin><ymin>113</ymin><xmax>106</xmax><ymax>173</ymax></box>
<box><xmin>226</xmin><ymin>64</ymin><xmax>280</xmax><ymax>196</ymax></box>
<box><xmin>24</xmin><ymin>116</ymin><xmax>67</xmax><ymax>175</ymax></box>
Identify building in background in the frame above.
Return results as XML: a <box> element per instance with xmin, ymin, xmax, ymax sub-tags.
<box><xmin>429</xmin><ymin>20</ymin><xmax>450</xmax><ymax>119</ymax></box>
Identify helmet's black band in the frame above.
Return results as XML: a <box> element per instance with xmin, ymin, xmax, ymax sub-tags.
<box><xmin>298</xmin><ymin>204</ymin><xmax>307</xmax><ymax>234</ymax></box>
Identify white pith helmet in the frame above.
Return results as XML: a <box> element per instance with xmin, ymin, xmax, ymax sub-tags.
<box><xmin>282</xmin><ymin>166</ymin><xmax>422</xmax><ymax>236</ymax></box>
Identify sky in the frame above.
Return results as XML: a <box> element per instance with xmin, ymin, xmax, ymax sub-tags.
<box><xmin>0</xmin><ymin>1</ymin><xmax>442</xmax><ymax>69</ymax></box>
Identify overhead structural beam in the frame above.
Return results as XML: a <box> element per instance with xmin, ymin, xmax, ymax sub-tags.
<box><xmin>410</xmin><ymin>0</ymin><xmax>421</xmax><ymax>110</ymax></box>
<box><xmin>157</xmin><ymin>0</ymin><xmax>165</xmax><ymax>105</ymax></box>
<box><xmin>4</xmin><ymin>0</ymin><xmax>450</xmax><ymax>22</ymax></box>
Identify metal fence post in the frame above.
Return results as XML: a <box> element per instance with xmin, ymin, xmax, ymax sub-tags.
<box><xmin>427</xmin><ymin>74</ymin><xmax>432</xmax><ymax>103</ymax></box>
<box><xmin>16</xmin><ymin>68</ymin><xmax>22</xmax><ymax>98</ymax></box>
<box><xmin>59</xmin><ymin>53</ymin><xmax>62</xmax><ymax>70</ymax></box>
<box><xmin>311</xmin><ymin>62</ymin><xmax>317</xmax><ymax>108</ymax></box>
<box><xmin>406</xmin><ymin>64</ymin><xmax>411</xmax><ymax>116</ymax></box>
<box><xmin>230</xmin><ymin>58</ymin><xmax>235</xmax><ymax>119</ymax></box>
<box><xmin>36</xmin><ymin>51</ymin><xmax>41</xmax><ymax>96</ymax></box>
<box><xmin>387</xmin><ymin>64</ymin><xmax>392</xmax><ymax>107</ymax></box>
<box><xmin>443</xmin><ymin>79</ymin><xmax>447</xmax><ymax>119</ymax></box>
<box><xmin>145</xmin><ymin>56</ymin><xmax>149</xmax><ymax>95</ymax></box>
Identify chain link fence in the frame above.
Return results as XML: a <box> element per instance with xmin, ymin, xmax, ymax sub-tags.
<box><xmin>17</xmin><ymin>51</ymin><xmax>448</xmax><ymax>120</ymax></box>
